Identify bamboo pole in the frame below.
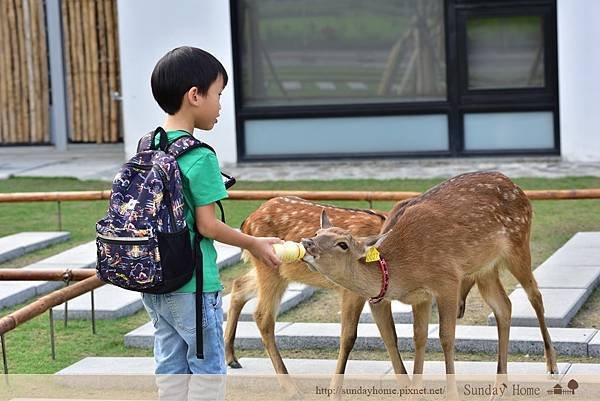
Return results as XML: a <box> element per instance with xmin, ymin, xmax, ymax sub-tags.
<box><xmin>0</xmin><ymin>276</ymin><xmax>104</xmax><ymax>336</ymax></box>
<box><xmin>23</xmin><ymin>0</ymin><xmax>36</xmax><ymax>143</ymax></box>
<box><xmin>0</xmin><ymin>1</ymin><xmax>8</xmax><ymax>142</ymax></box>
<box><xmin>37</xmin><ymin>0</ymin><xmax>49</xmax><ymax>143</ymax></box>
<box><xmin>105</xmin><ymin>0</ymin><xmax>119</xmax><ymax>142</ymax></box>
<box><xmin>2</xmin><ymin>189</ymin><xmax>600</xmax><ymax>204</ymax></box>
<box><xmin>87</xmin><ymin>0</ymin><xmax>101</xmax><ymax>143</ymax></box>
<box><xmin>62</xmin><ymin>0</ymin><xmax>74</xmax><ymax>144</ymax></box>
<box><xmin>16</xmin><ymin>0</ymin><xmax>30</xmax><ymax>143</ymax></box>
<box><xmin>74</xmin><ymin>0</ymin><xmax>86</xmax><ymax>142</ymax></box>
<box><xmin>96</xmin><ymin>0</ymin><xmax>109</xmax><ymax>143</ymax></box>
<box><xmin>0</xmin><ymin>269</ymin><xmax>96</xmax><ymax>281</ymax></box>
<box><xmin>7</xmin><ymin>0</ymin><xmax>19</xmax><ymax>143</ymax></box>
<box><xmin>68</xmin><ymin>0</ymin><xmax>80</xmax><ymax>142</ymax></box>
<box><xmin>82</xmin><ymin>0</ymin><xmax>92</xmax><ymax>142</ymax></box>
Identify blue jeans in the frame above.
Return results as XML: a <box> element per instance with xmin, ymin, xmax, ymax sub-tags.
<box><xmin>141</xmin><ymin>291</ymin><xmax>226</xmax><ymax>374</ymax></box>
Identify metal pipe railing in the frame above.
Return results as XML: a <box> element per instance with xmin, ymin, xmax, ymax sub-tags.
<box><xmin>0</xmin><ymin>273</ymin><xmax>104</xmax><ymax>373</ymax></box>
<box><xmin>2</xmin><ymin>188</ymin><xmax>600</xmax><ymax>203</ymax></box>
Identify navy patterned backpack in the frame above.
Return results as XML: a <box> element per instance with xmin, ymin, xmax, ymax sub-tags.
<box><xmin>96</xmin><ymin>127</ymin><xmax>233</xmax><ymax>358</ymax></box>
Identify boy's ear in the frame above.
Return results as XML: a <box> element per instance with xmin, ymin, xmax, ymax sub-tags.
<box><xmin>187</xmin><ymin>87</ymin><xmax>202</xmax><ymax>105</ymax></box>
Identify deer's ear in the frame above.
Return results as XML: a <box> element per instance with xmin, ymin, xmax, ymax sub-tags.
<box><xmin>320</xmin><ymin>209</ymin><xmax>333</xmax><ymax>229</ymax></box>
<box><xmin>358</xmin><ymin>231</ymin><xmax>391</xmax><ymax>261</ymax></box>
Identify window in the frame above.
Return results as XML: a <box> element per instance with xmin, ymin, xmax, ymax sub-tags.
<box><xmin>237</xmin><ymin>0</ymin><xmax>446</xmax><ymax>107</ymax></box>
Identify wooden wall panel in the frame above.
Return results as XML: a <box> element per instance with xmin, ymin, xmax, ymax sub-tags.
<box><xmin>0</xmin><ymin>0</ymin><xmax>48</xmax><ymax>144</ymax></box>
<box><xmin>62</xmin><ymin>0</ymin><xmax>121</xmax><ymax>143</ymax></box>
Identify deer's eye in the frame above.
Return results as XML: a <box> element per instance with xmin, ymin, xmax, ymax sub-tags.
<box><xmin>337</xmin><ymin>242</ymin><xmax>349</xmax><ymax>250</ymax></box>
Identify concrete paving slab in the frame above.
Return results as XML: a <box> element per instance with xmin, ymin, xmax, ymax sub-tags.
<box><xmin>6</xmin><ymin>144</ymin><xmax>600</xmax><ymax>182</ymax></box>
<box><xmin>0</xmin><ymin>281</ymin><xmax>48</xmax><ymax>310</ymax></box>
<box><xmin>565</xmin><ymin>363</ymin><xmax>600</xmax><ymax>374</ymax></box>
<box><xmin>221</xmin><ymin>284</ymin><xmax>315</xmax><ymax>321</ymax></box>
<box><xmin>359</xmin><ymin>300</ymin><xmax>413</xmax><ymax>324</ymax></box>
<box><xmin>55</xmin><ymin>357</ymin><xmax>574</xmax><ymax>376</ymax></box>
<box><xmin>382</xmin><ymin>361</ymin><xmax>571</xmax><ymax>375</ymax></box>
<box><xmin>0</xmin><ymin>231</ymin><xmax>70</xmax><ymax>263</ymax></box>
<box><xmin>124</xmin><ymin>321</ymin><xmax>293</xmax><ymax>349</ymax></box>
<box><xmin>488</xmin><ymin>288</ymin><xmax>591</xmax><ymax>327</ymax></box>
<box><xmin>429</xmin><ymin>325</ymin><xmax>596</xmax><ymax>356</ymax></box>
<box><xmin>51</xmin><ymin>285</ymin><xmax>143</xmax><ymax>319</ymax></box>
<box><xmin>0</xmin><ymin>241</ymin><xmax>96</xmax><ymax>310</ymax></box>
<box><xmin>273</xmin><ymin>323</ymin><xmax>436</xmax><ymax>352</ymax></box>
<box><xmin>214</xmin><ymin>241</ymin><xmax>241</xmax><ymax>269</ymax></box>
<box><xmin>519</xmin><ymin>263</ymin><xmax>600</xmax><ymax>289</ymax></box>
<box><xmin>562</xmin><ymin>232</ymin><xmax>600</xmax><ymax>248</ymax></box>
<box><xmin>589</xmin><ymin>331</ymin><xmax>600</xmax><ymax>358</ymax></box>
<box><xmin>26</xmin><ymin>241</ymin><xmax>97</xmax><ymax>269</ymax></box>
<box><xmin>543</xmin><ymin>247</ymin><xmax>600</xmax><ymax>267</ymax></box>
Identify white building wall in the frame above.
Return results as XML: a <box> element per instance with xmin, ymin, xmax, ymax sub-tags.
<box><xmin>116</xmin><ymin>1</ymin><xmax>600</xmax><ymax>163</ymax></box>
<box><xmin>558</xmin><ymin>0</ymin><xmax>600</xmax><ymax>162</ymax></box>
<box><xmin>116</xmin><ymin>0</ymin><xmax>237</xmax><ymax>164</ymax></box>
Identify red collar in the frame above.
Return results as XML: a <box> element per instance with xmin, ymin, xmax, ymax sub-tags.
<box><xmin>368</xmin><ymin>256</ymin><xmax>389</xmax><ymax>304</ymax></box>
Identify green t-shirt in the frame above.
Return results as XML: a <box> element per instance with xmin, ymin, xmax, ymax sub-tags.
<box><xmin>154</xmin><ymin>130</ymin><xmax>228</xmax><ymax>293</ymax></box>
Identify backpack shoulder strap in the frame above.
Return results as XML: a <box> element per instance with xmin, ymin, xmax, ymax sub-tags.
<box><xmin>166</xmin><ymin>135</ymin><xmax>216</xmax><ymax>158</ymax></box>
<box><xmin>166</xmin><ymin>135</ymin><xmax>229</xmax><ymax>224</ymax></box>
<box><xmin>138</xmin><ymin>127</ymin><xmax>169</xmax><ymax>153</ymax></box>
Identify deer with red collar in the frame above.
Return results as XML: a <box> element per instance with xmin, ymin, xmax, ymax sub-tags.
<box><xmin>301</xmin><ymin>172</ymin><xmax>558</xmax><ymax>393</ymax></box>
<box><xmin>225</xmin><ymin>196</ymin><xmax>412</xmax><ymax>395</ymax></box>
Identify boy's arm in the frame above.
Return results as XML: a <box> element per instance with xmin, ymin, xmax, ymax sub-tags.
<box><xmin>195</xmin><ymin>203</ymin><xmax>282</xmax><ymax>268</ymax></box>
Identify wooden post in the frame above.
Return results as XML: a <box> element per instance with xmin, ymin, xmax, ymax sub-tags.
<box><xmin>105</xmin><ymin>0</ymin><xmax>119</xmax><ymax>142</ymax></box>
<box><xmin>1</xmin><ymin>333</ymin><xmax>7</xmax><ymax>374</ymax></box>
<box><xmin>38</xmin><ymin>0</ymin><xmax>50</xmax><ymax>143</ymax></box>
<box><xmin>96</xmin><ymin>0</ymin><xmax>109</xmax><ymax>143</ymax></box>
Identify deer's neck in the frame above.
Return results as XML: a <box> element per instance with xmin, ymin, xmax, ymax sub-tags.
<box><xmin>346</xmin><ymin>260</ymin><xmax>390</xmax><ymax>300</ymax></box>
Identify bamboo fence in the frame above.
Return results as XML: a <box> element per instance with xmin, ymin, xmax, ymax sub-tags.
<box><xmin>61</xmin><ymin>0</ymin><xmax>121</xmax><ymax>143</ymax></box>
<box><xmin>0</xmin><ymin>0</ymin><xmax>49</xmax><ymax>144</ymax></box>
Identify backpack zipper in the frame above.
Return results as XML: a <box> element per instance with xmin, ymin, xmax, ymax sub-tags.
<box><xmin>125</xmin><ymin>162</ymin><xmax>152</xmax><ymax>170</ymax></box>
<box><xmin>97</xmin><ymin>233</ymin><xmax>150</xmax><ymax>245</ymax></box>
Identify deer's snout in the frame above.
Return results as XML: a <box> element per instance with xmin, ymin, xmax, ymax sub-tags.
<box><xmin>301</xmin><ymin>238</ymin><xmax>316</xmax><ymax>255</ymax></box>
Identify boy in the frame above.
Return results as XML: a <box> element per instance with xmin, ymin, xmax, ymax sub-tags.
<box><xmin>141</xmin><ymin>46</ymin><xmax>281</xmax><ymax>395</ymax></box>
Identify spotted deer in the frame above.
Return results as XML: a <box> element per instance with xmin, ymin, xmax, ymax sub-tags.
<box><xmin>225</xmin><ymin>196</ymin><xmax>412</xmax><ymax>385</ymax></box>
<box><xmin>301</xmin><ymin>172</ymin><xmax>558</xmax><ymax>386</ymax></box>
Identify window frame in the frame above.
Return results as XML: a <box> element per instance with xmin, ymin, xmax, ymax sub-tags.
<box><xmin>230</xmin><ymin>0</ymin><xmax>559</xmax><ymax>161</ymax></box>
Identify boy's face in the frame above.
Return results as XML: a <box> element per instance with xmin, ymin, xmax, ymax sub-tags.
<box><xmin>191</xmin><ymin>74</ymin><xmax>224</xmax><ymax>131</ymax></box>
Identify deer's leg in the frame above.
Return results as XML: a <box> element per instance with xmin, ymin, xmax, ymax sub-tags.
<box><xmin>506</xmin><ymin>248</ymin><xmax>558</xmax><ymax>375</ymax></box>
<box><xmin>370</xmin><ymin>299</ymin><xmax>409</xmax><ymax>376</ymax></box>
<box><xmin>458</xmin><ymin>275</ymin><xmax>475</xmax><ymax>319</ymax></box>
<box><xmin>334</xmin><ymin>290</ymin><xmax>366</xmax><ymax>374</ymax></box>
<box><xmin>225</xmin><ymin>272</ymin><xmax>257</xmax><ymax>368</ymax></box>
<box><xmin>412</xmin><ymin>298</ymin><xmax>432</xmax><ymax>376</ymax></box>
<box><xmin>476</xmin><ymin>269</ymin><xmax>511</xmax><ymax>375</ymax></box>
<box><xmin>436</xmin><ymin>290</ymin><xmax>460</xmax><ymax>401</ymax></box>
<box><xmin>328</xmin><ymin>290</ymin><xmax>367</xmax><ymax>399</ymax></box>
<box><xmin>253</xmin><ymin>274</ymin><xmax>289</xmax><ymax>374</ymax></box>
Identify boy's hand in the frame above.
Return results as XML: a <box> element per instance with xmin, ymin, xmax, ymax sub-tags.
<box><xmin>249</xmin><ymin>237</ymin><xmax>283</xmax><ymax>268</ymax></box>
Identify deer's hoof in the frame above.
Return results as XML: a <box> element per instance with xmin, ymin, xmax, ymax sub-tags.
<box><xmin>228</xmin><ymin>359</ymin><xmax>242</xmax><ymax>369</ymax></box>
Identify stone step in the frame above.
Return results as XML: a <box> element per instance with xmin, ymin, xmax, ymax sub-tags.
<box><xmin>56</xmin><ymin>356</ymin><xmax>575</xmax><ymax>376</ymax></box>
<box><xmin>50</xmin><ymin>241</ymin><xmax>242</xmax><ymax>320</ymax></box>
<box><xmin>222</xmin><ymin>283</ymin><xmax>315</xmax><ymax>322</ymax></box>
<box><xmin>359</xmin><ymin>300</ymin><xmax>413</xmax><ymax>323</ymax></box>
<box><xmin>488</xmin><ymin>232</ymin><xmax>600</xmax><ymax>327</ymax></box>
<box><xmin>124</xmin><ymin>321</ymin><xmax>599</xmax><ymax>357</ymax></box>
<box><xmin>0</xmin><ymin>231</ymin><xmax>70</xmax><ymax>263</ymax></box>
<box><xmin>0</xmin><ymin>241</ymin><xmax>97</xmax><ymax>310</ymax></box>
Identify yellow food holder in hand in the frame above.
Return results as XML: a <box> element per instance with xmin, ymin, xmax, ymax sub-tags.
<box><xmin>273</xmin><ymin>241</ymin><xmax>306</xmax><ymax>263</ymax></box>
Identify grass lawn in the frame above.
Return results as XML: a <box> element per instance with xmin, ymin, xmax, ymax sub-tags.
<box><xmin>1</xmin><ymin>176</ymin><xmax>600</xmax><ymax>373</ymax></box>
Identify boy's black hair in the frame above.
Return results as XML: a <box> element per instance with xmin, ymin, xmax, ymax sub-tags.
<box><xmin>151</xmin><ymin>46</ymin><xmax>228</xmax><ymax>115</ymax></box>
